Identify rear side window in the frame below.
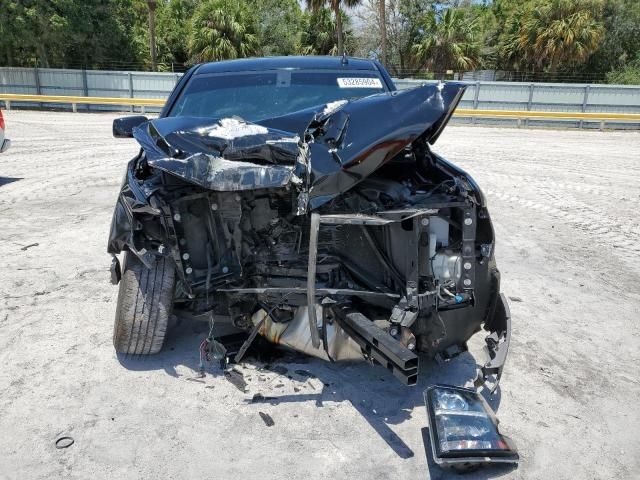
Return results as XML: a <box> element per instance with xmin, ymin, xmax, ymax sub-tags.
<box><xmin>169</xmin><ymin>70</ymin><xmax>387</xmax><ymax>122</ymax></box>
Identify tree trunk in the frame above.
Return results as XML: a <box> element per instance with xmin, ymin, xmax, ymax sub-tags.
<box><xmin>379</xmin><ymin>0</ymin><xmax>387</xmax><ymax>66</ymax></box>
<box><xmin>37</xmin><ymin>43</ymin><xmax>49</xmax><ymax>68</ymax></box>
<box><xmin>334</xmin><ymin>3</ymin><xmax>344</xmax><ymax>56</ymax></box>
<box><xmin>6</xmin><ymin>45</ymin><xmax>13</xmax><ymax>66</ymax></box>
<box><xmin>148</xmin><ymin>1</ymin><xmax>158</xmax><ymax>71</ymax></box>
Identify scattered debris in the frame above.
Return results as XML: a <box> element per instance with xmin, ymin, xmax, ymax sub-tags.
<box><xmin>20</xmin><ymin>243</ymin><xmax>39</xmax><ymax>251</ymax></box>
<box><xmin>224</xmin><ymin>368</ymin><xmax>247</xmax><ymax>392</ymax></box>
<box><xmin>55</xmin><ymin>436</ymin><xmax>74</xmax><ymax>449</ymax></box>
<box><xmin>509</xmin><ymin>296</ymin><xmax>523</xmax><ymax>302</ymax></box>
<box><xmin>294</xmin><ymin>369</ymin><xmax>316</xmax><ymax>379</ymax></box>
<box><xmin>258</xmin><ymin>412</ymin><xmax>275</xmax><ymax>427</ymax></box>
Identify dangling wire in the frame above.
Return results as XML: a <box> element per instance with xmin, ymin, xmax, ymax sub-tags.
<box><xmin>198</xmin><ymin>241</ymin><xmax>228</xmax><ymax>375</ymax></box>
<box><xmin>199</xmin><ymin>311</ymin><xmax>227</xmax><ymax>375</ymax></box>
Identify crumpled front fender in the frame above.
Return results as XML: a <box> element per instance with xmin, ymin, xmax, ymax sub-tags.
<box><xmin>107</xmin><ymin>158</ymin><xmax>162</xmax><ymax>266</ymax></box>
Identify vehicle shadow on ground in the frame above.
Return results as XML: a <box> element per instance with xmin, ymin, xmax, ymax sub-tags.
<box><xmin>118</xmin><ymin>316</ymin><xmax>506</xmax><ymax>476</ymax></box>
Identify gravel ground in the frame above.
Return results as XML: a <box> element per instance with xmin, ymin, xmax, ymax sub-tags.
<box><xmin>1</xmin><ymin>111</ymin><xmax>639</xmax><ymax>480</ymax></box>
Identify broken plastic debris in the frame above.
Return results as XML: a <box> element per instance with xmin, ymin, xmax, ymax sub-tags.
<box><xmin>224</xmin><ymin>368</ymin><xmax>248</xmax><ymax>392</ymax></box>
<box><xmin>259</xmin><ymin>411</ymin><xmax>275</xmax><ymax>427</ymax></box>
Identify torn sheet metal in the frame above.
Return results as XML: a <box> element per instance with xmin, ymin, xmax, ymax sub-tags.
<box><xmin>133</xmin><ymin>116</ymin><xmax>305</xmax><ymax>191</ymax></box>
<box><xmin>304</xmin><ymin>82</ymin><xmax>466</xmax><ymax>209</ymax></box>
<box><xmin>129</xmin><ymin>82</ymin><xmax>466</xmax><ymax>207</ymax></box>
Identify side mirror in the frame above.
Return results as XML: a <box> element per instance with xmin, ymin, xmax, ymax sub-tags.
<box><xmin>113</xmin><ymin>115</ymin><xmax>149</xmax><ymax>138</ymax></box>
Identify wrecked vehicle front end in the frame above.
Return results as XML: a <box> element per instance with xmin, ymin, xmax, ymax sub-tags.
<box><xmin>108</xmin><ymin>81</ymin><xmax>511</xmax><ymax>388</ymax></box>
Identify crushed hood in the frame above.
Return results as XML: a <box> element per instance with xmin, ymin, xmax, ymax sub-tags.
<box><xmin>133</xmin><ymin>82</ymin><xmax>466</xmax><ymax>209</ymax></box>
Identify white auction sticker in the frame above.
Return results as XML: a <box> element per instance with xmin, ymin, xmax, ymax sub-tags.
<box><xmin>337</xmin><ymin>77</ymin><xmax>383</xmax><ymax>89</ymax></box>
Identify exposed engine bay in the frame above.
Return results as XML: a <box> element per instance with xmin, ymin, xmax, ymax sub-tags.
<box><xmin>108</xmin><ymin>82</ymin><xmax>511</xmax><ymax>388</ymax></box>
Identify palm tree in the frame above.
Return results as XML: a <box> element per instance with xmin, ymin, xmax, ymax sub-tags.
<box><xmin>496</xmin><ymin>5</ymin><xmax>528</xmax><ymax>71</ymax></box>
<box><xmin>300</xmin><ymin>8</ymin><xmax>339</xmax><ymax>55</ymax></box>
<box><xmin>188</xmin><ymin>0</ymin><xmax>259</xmax><ymax>62</ymax></box>
<box><xmin>517</xmin><ymin>0</ymin><xmax>604</xmax><ymax>72</ymax></box>
<box><xmin>306</xmin><ymin>0</ymin><xmax>362</xmax><ymax>56</ymax></box>
<box><xmin>412</xmin><ymin>8</ymin><xmax>481</xmax><ymax>77</ymax></box>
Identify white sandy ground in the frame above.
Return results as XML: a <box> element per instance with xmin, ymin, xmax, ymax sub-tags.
<box><xmin>0</xmin><ymin>110</ymin><xmax>639</xmax><ymax>479</ymax></box>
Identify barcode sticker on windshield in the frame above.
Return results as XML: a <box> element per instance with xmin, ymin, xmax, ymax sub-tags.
<box><xmin>337</xmin><ymin>77</ymin><xmax>383</xmax><ymax>89</ymax></box>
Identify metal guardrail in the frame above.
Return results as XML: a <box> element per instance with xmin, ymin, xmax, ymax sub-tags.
<box><xmin>2</xmin><ymin>93</ymin><xmax>640</xmax><ymax>128</ymax></box>
<box><xmin>0</xmin><ymin>93</ymin><xmax>164</xmax><ymax>113</ymax></box>
<box><xmin>455</xmin><ymin>108</ymin><xmax>640</xmax><ymax>120</ymax></box>
<box><xmin>2</xmin><ymin>66</ymin><xmax>640</xmax><ymax>127</ymax></box>
<box><xmin>454</xmin><ymin>108</ymin><xmax>640</xmax><ymax>130</ymax></box>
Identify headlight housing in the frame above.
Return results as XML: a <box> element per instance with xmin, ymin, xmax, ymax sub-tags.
<box><xmin>425</xmin><ymin>385</ymin><xmax>519</xmax><ymax>468</ymax></box>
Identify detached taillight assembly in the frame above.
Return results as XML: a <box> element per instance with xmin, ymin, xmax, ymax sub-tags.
<box><xmin>0</xmin><ymin>110</ymin><xmax>5</xmax><ymax>130</ymax></box>
<box><xmin>425</xmin><ymin>385</ymin><xmax>519</xmax><ymax>469</ymax></box>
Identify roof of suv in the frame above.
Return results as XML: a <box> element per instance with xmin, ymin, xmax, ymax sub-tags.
<box><xmin>195</xmin><ymin>56</ymin><xmax>380</xmax><ymax>75</ymax></box>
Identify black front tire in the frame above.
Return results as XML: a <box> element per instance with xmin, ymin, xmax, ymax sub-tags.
<box><xmin>113</xmin><ymin>252</ymin><xmax>175</xmax><ymax>355</ymax></box>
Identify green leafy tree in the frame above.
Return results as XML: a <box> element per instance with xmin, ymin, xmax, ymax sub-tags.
<box><xmin>389</xmin><ymin>0</ymin><xmax>436</xmax><ymax>76</ymax></box>
<box><xmin>5</xmin><ymin>0</ymin><xmax>71</xmax><ymax>67</ymax></box>
<box><xmin>66</xmin><ymin>0</ymin><xmax>143</xmax><ymax>67</ymax></box>
<box><xmin>305</xmin><ymin>0</ymin><xmax>362</xmax><ymax>56</ymax></box>
<box><xmin>582</xmin><ymin>0</ymin><xmax>640</xmax><ymax>76</ymax></box>
<box><xmin>606</xmin><ymin>57</ymin><xmax>640</xmax><ymax>84</ymax></box>
<box><xmin>412</xmin><ymin>7</ymin><xmax>482</xmax><ymax>75</ymax></box>
<box><xmin>352</xmin><ymin>0</ymin><xmax>428</xmax><ymax>76</ymax></box>
<box><xmin>0</xmin><ymin>0</ymin><xmax>35</xmax><ymax>66</ymax></box>
<box><xmin>188</xmin><ymin>0</ymin><xmax>260</xmax><ymax>62</ymax></box>
<box><xmin>0</xmin><ymin>0</ymin><xmax>141</xmax><ymax>68</ymax></box>
<box><xmin>155</xmin><ymin>0</ymin><xmax>198</xmax><ymax>66</ymax></box>
<box><xmin>249</xmin><ymin>0</ymin><xmax>304</xmax><ymax>56</ymax></box>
